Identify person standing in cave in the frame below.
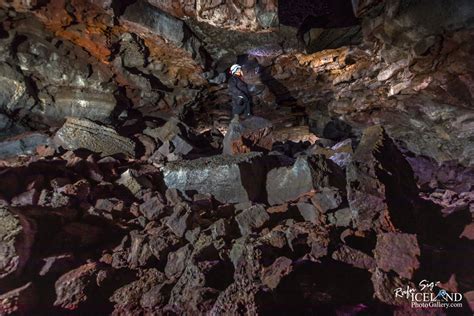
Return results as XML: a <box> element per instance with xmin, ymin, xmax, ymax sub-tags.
<box><xmin>228</xmin><ymin>64</ymin><xmax>252</xmax><ymax>121</ymax></box>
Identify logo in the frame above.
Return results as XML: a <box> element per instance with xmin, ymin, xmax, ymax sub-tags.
<box><xmin>394</xmin><ymin>279</ymin><xmax>464</xmax><ymax>309</ymax></box>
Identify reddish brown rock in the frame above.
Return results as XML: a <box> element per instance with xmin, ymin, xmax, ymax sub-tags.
<box><xmin>223</xmin><ymin>116</ymin><xmax>274</xmax><ymax>155</ymax></box>
<box><xmin>460</xmin><ymin>223</ymin><xmax>474</xmax><ymax>240</ymax></box>
<box><xmin>371</xmin><ymin>268</ymin><xmax>415</xmax><ymax>306</ymax></box>
<box><xmin>54</xmin><ymin>262</ymin><xmax>100</xmax><ymax>310</ymax></box>
<box><xmin>110</xmin><ymin>269</ymin><xmax>165</xmax><ymax>313</ymax></box>
<box><xmin>331</xmin><ymin>245</ymin><xmax>376</xmax><ymax>270</ymax></box>
<box><xmin>139</xmin><ymin>196</ymin><xmax>166</xmax><ymax>221</ymax></box>
<box><xmin>261</xmin><ymin>256</ymin><xmax>293</xmax><ymax>289</ymax></box>
<box><xmin>374</xmin><ymin>233</ymin><xmax>420</xmax><ymax>279</ymax></box>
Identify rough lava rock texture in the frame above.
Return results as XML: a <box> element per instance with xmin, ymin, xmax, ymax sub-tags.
<box><xmin>0</xmin><ymin>0</ymin><xmax>473</xmax><ymax>314</ymax></box>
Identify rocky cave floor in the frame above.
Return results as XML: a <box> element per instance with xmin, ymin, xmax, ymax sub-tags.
<box><xmin>1</xmin><ymin>0</ymin><xmax>474</xmax><ymax>315</ymax></box>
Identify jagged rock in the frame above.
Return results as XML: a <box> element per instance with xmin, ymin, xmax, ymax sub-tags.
<box><xmin>140</xmin><ymin>284</ymin><xmax>168</xmax><ymax>309</ymax></box>
<box><xmin>165</xmin><ymin>244</ymin><xmax>192</xmax><ymax>280</ymax></box>
<box><xmin>168</xmin><ymin>256</ymin><xmax>228</xmax><ymax>313</ymax></box>
<box><xmin>127</xmin><ymin>230</ymin><xmax>154</xmax><ymax>268</ymax></box>
<box><xmin>94</xmin><ymin>198</ymin><xmax>115</xmax><ymax>213</ymax></box>
<box><xmin>284</xmin><ymin>222</ymin><xmax>330</xmax><ymax>259</ymax></box>
<box><xmin>139</xmin><ymin>196</ymin><xmax>166</xmax><ymax>221</ymax></box>
<box><xmin>327</xmin><ymin>207</ymin><xmax>352</xmax><ymax>227</ymax></box>
<box><xmin>266</xmin><ymin>157</ymin><xmax>313</xmax><ymax>205</ymax></box>
<box><xmin>311</xmin><ymin>187</ymin><xmax>343</xmax><ymax>213</ymax></box>
<box><xmin>374</xmin><ymin>232</ymin><xmax>420</xmax><ymax>279</ymax></box>
<box><xmin>0</xmin><ymin>282</ymin><xmax>37</xmax><ymax>315</ymax></box>
<box><xmin>235</xmin><ymin>205</ymin><xmax>270</xmax><ymax>236</ymax></box>
<box><xmin>266</xmin><ymin>155</ymin><xmax>345</xmax><ymax>205</ymax></box>
<box><xmin>223</xmin><ymin>116</ymin><xmax>274</xmax><ymax>155</ymax></box>
<box><xmin>296</xmin><ymin>202</ymin><xmax>320</xmax><ymax>224</ymax></box>
<box><xmin>145</xmin><ymin>229</ymin><xmax>181</xmax><ymax>264</ymax></box>
<box><xmin>0</xmin><ymin>132</ymin><xmax>51</xmax><ymax>159</ymax></box>
<box><xmin>261</xmin><ymin>256</ymin><xmax>293</xmax><ymax>289</ymax></box>
<box><xmin>110</xmin><ymin>269</ymin><xmax>165</xmax><ymax>313</ymax></box>
<box><xmin>116</xmin><ymin>169</ymin><xmax>153</xmax><ymax>196</ymax></box>
<box><xmin>143</xmin><ymin>118</ymin><xmax>188</xmax><ymax>143</ymax></box>
<box><xmin>54</xmin><ymin>262</ymin><xmax>100</xmax><ymax>310</ymax></box>
<box><xmin>54</xmin><ymin>117</ymin><xmax>135</xmax><ymax>157</ymax></box>
<box><xmin>166</xmin><ymin>204</ymin><xmax>192</xmax><ymax>237</ymax></box>
<box><xmin>371</xmin><ymin>268</ymin><xmax>415</xmax><ymax>306</ymax></box>
<box><xmin>165</xmin><ymin>188</ymin><xmax>183</xmax><ymax>206</ymax></box>
<box><xmin>135</xmin><ymin>134</ymin><xmax>156</xmax><ymax>160</ymax></box>
<box><xmin>0</xmin><ymin>207</ymin><xmax>35</xmax><ymax>280</ymax></box>
<box><xmin>346</xmin><ymin>125</ymin><xmax>433</xmax><ymax>233</ymax></box>
<box><xmin>162</xmin><ymin>152</ymin><xmax>267</xmax><ymax>204</ymax></box>
<box><xmin>331</xmin><ymin>245</ymin><xmax>376</xmax><ymax>270</ymax></box>
<box><xmin>209</xmin><ymin>219</ymin><xmax>230</xmax><ymax>240</ymax></box>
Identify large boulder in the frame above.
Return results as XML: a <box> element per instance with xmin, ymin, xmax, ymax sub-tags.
<box><xmin>54</xmin><ymin>262</ymin><xmax>100</xmax><ymax>310</ymax></box>
<box><xmin>162</xmin><ymin>152</ymin><xmax>267</xmax><ymax>204</ymax></box>
<box><xmin>235</xmin><ymin>205</ymin><xmax>270</xmax><ymax>236</ymax></box>
<box><xmin>54</xmin><ymin>117</ymin><xmax>135</xmax><ymax>157</ymax></box>
<box><xmin>346</xmin><ymin>125</ymin><xmax>442</xmax><ymax>235</ymax></box>
<box><xmin>266</xmin><ymin>155</ymin><xmax>345</xmax><ymax>205</ymax></box>
<box><xmin>374</xmin><ymin>232</ymin><xmax>420</xmax><ymax>279</ymax></box>
<box><xmin>223</xmin><ymin>116</ymin><xmax>274</xmax><ymax>155</ymax></box>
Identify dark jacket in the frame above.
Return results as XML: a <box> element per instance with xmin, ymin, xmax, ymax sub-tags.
<box><xmin>228</xmin><ymin>75</ymin><xmax>251</xmax><ymax>102</ymax></box>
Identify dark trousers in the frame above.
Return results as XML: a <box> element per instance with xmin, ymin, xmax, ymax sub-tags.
<box><xmin>232</xmin><ymin>97</ymin><xmax>251</xmax><ymax>116</ymax></box>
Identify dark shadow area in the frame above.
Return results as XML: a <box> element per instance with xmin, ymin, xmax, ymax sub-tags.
<box><xmin>111</xmin><ymin>0</ymin><xmax>138</xmax><ymax>17</ymax></box>
<box><xmin>240</xmin><ymin>54</ymin><xmax>297</xmax><ymax>108</ymax></box>
<box><xmin>261</xmin><ymin>259</ymin><xmax>376</xmax><ymax>315</ymax></box>
<box><xmin>278</xmin><ymin>0</ymin><xmax>359</xmax><ymax>45</ymax></box>
<box><xmin>322</xmin><ymin>118</ymin><xmax>353</xmax><ymax>141</ymax></box>
<box><xmin>0</xmin><ymin>24</ymin><xmax>9</xmax><ymax>39</ymax></box>
<box><xmin>123</xmin><ymin>66</ymin><xmax>173</xmax><ymax>93</ymax></box>
<box><xmin>258</xmin><ymin>64</ymin><xmax>297</xmax><ymax>107</ymax></box>
<box><xmin>238</xmin><ymin>158</ymin><xmax>268</xmax><ymax>204</ymax></box>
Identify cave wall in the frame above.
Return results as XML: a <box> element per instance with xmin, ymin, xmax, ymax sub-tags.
<box><xmin>1</xmin><ymin>0</ymin><xmax>474</xmax><ymax>165</ymax></box>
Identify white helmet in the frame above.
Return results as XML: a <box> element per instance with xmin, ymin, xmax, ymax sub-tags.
<box><xmin>230</xmin><ymin>64</ymin><xmax>242</xmax><ymax>75</ymax></box>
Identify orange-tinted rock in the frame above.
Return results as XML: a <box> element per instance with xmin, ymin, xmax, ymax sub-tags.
<box><xmin>223</xmin><ymin>116</ymin><xmax>273</xmax><ymax>155</ymax></box>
